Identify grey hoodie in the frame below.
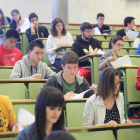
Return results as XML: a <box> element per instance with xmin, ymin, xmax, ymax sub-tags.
<box><xmin>10</xmin><ymin>54</ymin><xmax>55</xmax><ymax>79</ymax></box>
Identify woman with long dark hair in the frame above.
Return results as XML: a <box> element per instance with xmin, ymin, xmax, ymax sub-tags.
<box><xmin>10</xmin><ymin>9</ymin><xmax>24</xmax><ymax>50</ymax></box>
<box><xmin>0</xmin><ymin>9</ymin><xmax>9</xmax><ymax>27</ymax></box>
<box><xmin>84</xmin><ymin>68</ymin><xmax>132</xmax><ymax>138</ymax></box>
<box><xmin>46</xmin><ymin>17</ymin><xmax>73</xmax><ymax>70</ymax></box>
<box><xmin>10</xmin><ymin>9</ymin><xmax>24</xmax><ymax>31</ymax></box>
<box><xmin>17</xmin><ymin>86</ymin><xmax>66</xmax><ymax>140</ymax></box>
<box><xmin>0</xmin><ymin>9</ymin><xmax>10</xmax><ymax>44</ymax></box>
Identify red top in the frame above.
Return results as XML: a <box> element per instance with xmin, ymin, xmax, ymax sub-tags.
<box><xmin>0</xmin><ymin>44</ymin><xmax>23</xmax><ymax>66</ymax></box>
<box><xmin>136</xmin><ymin>66</ymin><xmax>140</xmax><ymax>90</ymax></box>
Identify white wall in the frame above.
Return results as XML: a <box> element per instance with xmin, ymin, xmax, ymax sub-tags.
<box><xmin>1</xmin><ymin>0</ymin><xmax>140</xmax><ymax>24</ymax></box>
<box><xmin>0</xmin><ymin>0</ymin><xmax>52</xmax><ymax>23</ymax></box>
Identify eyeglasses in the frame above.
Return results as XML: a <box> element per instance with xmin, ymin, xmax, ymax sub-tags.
<box><xmin>84</xmin><ymin>31</ymin><xmax>92</xmax><ymax>33</ymax></box>
<box><xmin>115</xmin><ymin>43</ymin><xmax>124</xmax><ymax>47</ymax></box>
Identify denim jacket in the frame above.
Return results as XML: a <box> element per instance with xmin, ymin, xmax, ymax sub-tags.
<box><xmin>17</xmin><ymin>123</ymin><xmax>37</xmax><ymax>140</ymax></box>
<box><xmin>17</xmin><ymin>123</ymin><xmax>67</xmax><ymax>140</ymax></box>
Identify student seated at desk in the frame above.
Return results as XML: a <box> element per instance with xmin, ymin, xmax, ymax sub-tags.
<box><xmin>10</xmin><ymin>40</ymin><xmax>55</xmax><ymax>79</ymax></box>
<box><xmin>0</xmin><ymin>9</ymin><xmax>10</xmax><ymax>26</ymax></box>
<box><xmin>17</xmin><ymin>86</ymin><xmax>66</xmax><ymax>140</ymax></box>
<box><xmin>0</xmin><ymin>9</ymin><xmax>10</xmax><ymax>37</ymax></box>
<box><xmin>116</xmin><ymin>16</ymin><xmax>138</xmax><ymax>40</ymax></box>
<box><xmin>136</xmin><ymin>66</ymin><xmax>140</xmax><ymax>90</ymax></box>
<box><xmin>46</xmin><ymin>17</ymin><xmax>73</xmax><ymax>70</ymax></box>
<box><xmin>92</xmin><ymin>13</ymin><xmax>111</xmax><ymax>34</ymax></box>
<box><xmin>83</xmin><ymin>68</ymin><xmax>132</xmax><ymax>137</ymax></box>
<box><xmin>98</xmin><ymin>36</ymin><xmax>123</xmax><ymax>71</ymax></box>
<box><xmin>0</xmin><ymin>29</ymin><xmax>22</xmax><ymax>66</ymax></box>
<box><xmin>10</xmin><ymin>9</ymin><xmax>24</xmax><ymax>50</ymax></box>
<box><xmin>133</xmin><ymin>31</ymin><xmax>140</xmax><ymax>48</ymax></box>
<box><xmin>26</xmin><ymin>13</ymin><xmax>49</xmax><ymax>43</ymax></box>
<box><xmin>0</xmin><ymin>95</ymin><xmax>18</xmax><ymax>132</ymax></box>
<box><xmin>43</xmin><ymin>51</ymin><xmax>96</xmax><ymax>99</ymax></box>
<box><xmin>71</xmin><ymin>22</ymin><xmax>102</xmax><ymax>84</ymax></box>
<box><xmin>0</xmin><ymin>9</ymin><xmax>10</xmax><ymax>27</ymax></box>
<box><xmin>135</xmin><ymin>44</ymin><xmax>140</xmax><ymax>55</ymax></box>
<box><xmin>44</xmin><ymin>131</ymin><xmax>75</xmax><ymax>140</ymax></box>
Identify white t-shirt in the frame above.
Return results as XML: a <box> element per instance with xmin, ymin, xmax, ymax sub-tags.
<box><xmin>55</xmin><ymin>36</ymin><xmax>70</xmax><ymax>58</ymax></box>
<box><xmin>133</xmin><ymin>38</ymin><xmax>140</xmax><ymax>48</ymax></box>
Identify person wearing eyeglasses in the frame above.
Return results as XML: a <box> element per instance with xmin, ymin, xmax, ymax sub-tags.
<box><xmin>71</xmin><ymin>22</ymin><xmax>102</xmax><ymax>84</ymax></box>
<box><xmin>98</xmin><ymin>36</ymin><xmax>123</xmax><ymax>71</ymax></box>
<box><xmin>26</xmin><ymin>13</ymin><xmax>49</xmax><ymax>43</ymax></box>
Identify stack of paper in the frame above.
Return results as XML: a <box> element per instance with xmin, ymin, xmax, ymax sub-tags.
<box><xmin>70</xmin><ymin>89</ymin><xmax>90</xmax><ymax>99</ymax></box>
<box><xmin>97</xmin><ymin>49</ymin><xmax>104</xmax><ymax>54</ymax></box>
<box><xmin>126</xmin><ymin>30</ymin><xmax>139</xmax><ymax>40</ymax></box>
<box><xmin>94</xmin><ymin>27</ymin><xmax>101</xmax><ymax>35</ymax></box>
<box><xmin>20</xmin><ymin>18</ymin><xmax>30</xmax><ymax>32</ymax></box>
<box><xmin>110</xmin><ymin>55</ymin><xmax>132</xmax><ymax>69</ymax></box>
<box><xmin>18</xmin><ymin>108</ymin><xmax>35</xmax><ymax>131</ymax></box>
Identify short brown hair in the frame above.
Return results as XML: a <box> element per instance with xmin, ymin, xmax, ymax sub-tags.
<box><xmin>61</xmin><ymin>51</ymin><xmax>79</xmax><ymax>66</ymax></box>
<box><xmin>50</xmin><ymin>17</ymin><xmax>67</xmax><ymax>37</ymax></box>
<box><xmin>96</xmin><ymin>67</ymin><xmax>120</xmax><ymax>100</ymax></box>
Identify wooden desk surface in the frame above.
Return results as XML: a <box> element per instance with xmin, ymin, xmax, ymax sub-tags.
<box><xmin>0</xmin><ymin>25</ymin><xmax>9</xmax><ymax>28</ymax></box>
<box><xmin>80</xmin><ymin>54</ymin><xmax>140</xmax><ymax>61</ymax></box>
<box><xmin>79</xmin><ymin>54</ymin><xmax>102</xmax><ymax>60</ymax></box>
<box><xmin>11</xmin><ymin>98</ymin><xmax>87</xmax><ymax>104</ymax></box>
<box><xmin>36</xmin><ymin>38</ymin><xmax>48</xmax><ymax>40</ymax></box>
<box><xmin>98</xmin><ymin>39</ymin><xmax>134</xmax><ymax>42</ymax></box>
<box><xmin>71</xmin><ymin>33</ymin><xmax>115</xmax><ymax>37</ymax></box>
<box><xmin>19</xmin><ymin>32</ymin><xmax>25</xmax><ymax>34</ymax></box>
<box><xmin>66</xmin><ymin>28</ymin><xmax>118</xmax><ymax>31</ymax></box>
<box><xmin>0</xmin><ymin>131</ymin><xmax>19</xmax><ymax>136</ymax></box>
<box><xmin>116</xmin><ymin>66</ymin><xmax>139</xmax><ymax>69</ymax></box>
<box><xmin>52</xmin><ymin>46</ymin><xmax>71</xmax><ymax>51</ymax></box>
<box><xmin>0</xmin><ymin>66</ymin><xmax>13</xmax><ymax>69</ymax></box>
<box><xmin>12</xmin><ymin>100</ymin><xmax>36</xmax><ymax>104</ymax></box>
<box><xmin>67</xmin><ymin>123</ymin><xmax>140</xmax><ymax>131</ymax></box>
<box><xmin>102</xmin><ymin>47</ymin><xmax>137</xmax><ymax>49</ymax></box>
<box><xmin>0</xmin><ymin>79</ymin><xmax>47</xmax><ymax>83</ymax></box>
<box><xmin>119</xmin><ymin>55</ymin><xmax>140</xmax><ymax>57</ymax></box>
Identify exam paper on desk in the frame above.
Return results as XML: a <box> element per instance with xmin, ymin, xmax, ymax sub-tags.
<box><xmin>110</xmin><ymin>55</ymin><xmax>132</xmax><ymax>69</ymax></box>
<box><xmin>70</xmin><ymin>89</ymin><xmax>90</xmax><ymax>99</ymax></box>
<box><xmin>18</xmin><ymin>108</ymin><xmax>35</xmax><ymax>131</ymax></box>
<box><xmin>126</xmin><ymin>30</ymin><xmax>139</xmax><ymax>40</ymax></box>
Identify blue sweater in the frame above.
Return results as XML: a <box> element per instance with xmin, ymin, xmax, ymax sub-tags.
<box><xmin>136</xmin><ymin>44</ymin><xmax>140</xmax><ymax>55</ymax></box>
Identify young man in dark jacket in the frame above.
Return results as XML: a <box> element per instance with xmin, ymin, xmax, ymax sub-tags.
<box><xmin>93</xmin><ymin>13</ymin><xmax>111</xmax><ymax>34</ymax></box>
<box><xmin>25</xmin><ymin>13</ymin><xmax>49</xmax><ymax>43</ymax></box>
<box><xmin>116</xmin><ymin>16</ymin><xmax>138</xmax><ymax>40</ymax></box>
<box><xmin>43</xmin><ymin>51</ymin><xmax>96</xmax><ymax>99</ymax></box>
<box><xmin>71</xmin><ymin>22</ymin><xmax>102</xmax><ymax>66</ymax></box>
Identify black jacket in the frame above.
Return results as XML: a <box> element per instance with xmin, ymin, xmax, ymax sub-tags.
<box><xmin>71</xmin><ymin>35</ymin><xmax>102</xmax><ymax>66</ymax></box>
<box><xmin>116</xmin><ymin>28</ymin><xmax>126</xmax><ymax>38</ymax></box>
<box><xmin>25</xmin><ymin>25</ymin><xmax>49</xmax><ymax>43</ymax></box>
<box><xmin>43</xmin><ymin>71</ymin><xmax>94</xmax><ymax>98</ymax></box>
<box><xmin>93</xmin><ymin>24</ymin><xmax>111</xmax><ymax>34</ymax></box>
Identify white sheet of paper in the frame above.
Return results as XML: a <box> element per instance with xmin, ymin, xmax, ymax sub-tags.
<box><xmin>18</xmin><ymin>108</ymin><xmax>35</xmax><ymax>131</ymax></box>
<box><xmin>126</xmin><ymin>30</ymin><xmax>139</xmax><ymax>40</ymax></box>
<box><xmin>20</xmin><ymin>18</ymin><xmax>30</xmax><ymax>32</ymax></box>
<box><xmin>97</xmin><ymin>49</ymin><xmax>104</xmax><ymax>54</ymax></box>
<box><xmin>94</xmin><ymin>27</ymin><xmax>101</xmax><ymax>35</ymax></box>
<box><xmin>110</xmin><ymin>55</ymin><xmax>132</xmax><ymax>69</ymax></box>
<box><xmin>70</xmin><ymin>89</ymin><xmax>90</xmax><ymax>99</ymax></box>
